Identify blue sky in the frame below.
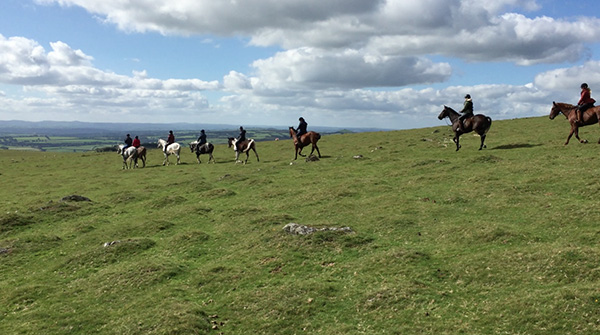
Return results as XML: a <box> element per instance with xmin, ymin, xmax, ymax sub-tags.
<box><xmin>1</xmin><ymin>0</ymin><xmax>600</xmax><ymax>129</ymax></box>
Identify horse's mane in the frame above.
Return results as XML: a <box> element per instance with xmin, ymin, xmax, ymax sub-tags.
<box><xmin>444</xmin><ymin>105</ymin><xmax>459</xmax><ymax>114</ymax></box>
<box><xmin>555</xmin><ymin>102</ymin><xmax>576</xmax><ymax>110</ymax></box>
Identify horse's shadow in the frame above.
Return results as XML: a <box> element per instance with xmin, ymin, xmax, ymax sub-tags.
<box><xmin>141</xmin><ymin>162</ymin><xmax>191</xmax><ymax>169</ymax></box>
<box><xmin>491</xmin><ymin>143</ymin><xmax>542</xmax><ymax>150</ymax></box>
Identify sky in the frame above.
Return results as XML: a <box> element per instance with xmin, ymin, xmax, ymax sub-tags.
<box><xmin>1</xmin><ymin>0</ymin><xmax>600</xmax><ymax>129</ymax></box>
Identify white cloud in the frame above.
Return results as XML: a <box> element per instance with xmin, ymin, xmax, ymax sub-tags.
<box><xmin>534</xmin><ymin>61</ymin><xmax>600</xmax><ymax>93</ymax></box>
<box><xmin>0</xmin><ymin>34</ymin><xmax>220</xmax><ymax>122</ymax></box>
<box><xmin>2</xmin><ymin>1</ymin><xmax>597</xmax><ymax>127</ymax></box>
<box><xmin>248</xmin><ymin>48</ymin><xmax>452</xmax><ymax>90</ymax></box>
<box><xmin>37</xmin><ymin>0</ymin><xmax>600</xmax><ymax>65</ymax></box>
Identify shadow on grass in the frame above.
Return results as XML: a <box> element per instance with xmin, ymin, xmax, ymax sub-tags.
<box><xmin>491</xmin><ymin>143</ymin><xmax>542</xmax><ymax>150</ymax></box>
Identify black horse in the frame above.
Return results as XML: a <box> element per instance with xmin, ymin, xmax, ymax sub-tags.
<box><xmin>438</xmin><ymin>106</ymin><xmax>492</xmax><ymax>151</ymax></box>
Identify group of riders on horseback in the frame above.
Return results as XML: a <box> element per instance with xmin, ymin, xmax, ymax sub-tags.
<box><xmin>119</xmin><ymin>82</ymin><xmax>595</xmax><ymax>167</ymax></box>
<box><xmin>118</xmin><ymin>115</ymin><xmax>321</xmax><ymax>167</ymax></box>
<box><xmin>439</xmin><ymin>82</ymin><xmax>596</xmax><ymax>151</ymax></box>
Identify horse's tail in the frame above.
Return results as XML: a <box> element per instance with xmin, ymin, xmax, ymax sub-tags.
<box><xmin>243</xmin><ymin>139</ymin><xmax>255</xmax><ymax>152</ymax></box>
<box><xmin>484</xmin><ymin>117</ymin><xmax>492</xmax><ymax>135</ymax></box>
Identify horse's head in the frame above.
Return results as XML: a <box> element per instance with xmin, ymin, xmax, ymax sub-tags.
<box><xmin>189</xmin><ymin>141</ymin><xmax>198</xmax><ymax>153</ymax></box>
<box><xmin>227</xmin><ymin>137</ymin><xmax>235</xmax><ymax>148</ymax></box>
<box><xmin>549</xmin><ymin>101</ymin><xmax>569</xmax><ymax>120</ymax></box>
<box><xmin>438</xmin><ymin>106</ymin><xmax>450</xmax><ymax>120</ymax></box>
<box><xmin>289</xmin><ymin>127</ymin><xmax>295</xmax><ymax>137</ymax></box>
<box><xmin>116</xmin><ymin>144</ymin><xmax>123</xmax><ymax>154</ymax></box>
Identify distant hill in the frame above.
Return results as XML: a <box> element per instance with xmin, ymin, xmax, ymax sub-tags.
<box><xmin>0</xmin><ymin>120</ymin><xmax>391</xmax><ymax>136</ymax></box>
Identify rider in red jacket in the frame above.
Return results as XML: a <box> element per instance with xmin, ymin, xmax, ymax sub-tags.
<box><xmin>132</xmin><ymin>136</ymin><xmax>141</xmax><ymax>148</ymax></box>
<box><xmin>577</xmin><ymin>83</ymin><xmax>596</xmax><ymax>123</ymax></box>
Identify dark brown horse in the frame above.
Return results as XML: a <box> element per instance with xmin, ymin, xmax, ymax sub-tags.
<box><xmin>227</xmin><ymin>137</ymin><xmax>259</xmax><ymax>164</ymax></box>
<box><xmin>438</xmin><ymin>106</ymin><xmax>492</xmax><ymax>151</ymax></box>
<box><xmin>136</xmin><ymin>146</ymin><xmax>146</xmax><ymax>168</ymax></box>
<box><xmin>289</xmin><ymin>127</ymin><xmax>322</xmax><ymax>160</ymax></box>
<box><xmin>549</xmin><ymin>102</ymin><xmax>600</xmax><ymax>145</ymax></box>
<box><xmin>189</xmin><ymin>141</ymin><xmax>215</xmax><ymax>164</ymax></box>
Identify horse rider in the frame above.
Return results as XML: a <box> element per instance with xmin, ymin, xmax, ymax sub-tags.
<box><xmin>576</xmin><ymin>83</ymin><xmax>596</xmax><ymax>123</ymax></box>
<box><xmin>132</xmin><ymin>135</ymin><xmax>141</xmax><ymax>148</ymax></box>
<box><xmin>296</xmin><ymin>117</ymin><xmax>308</xmax><ymax>144</ymax></box>
<box><xmin>235</xmin><ymin>126</ymin><xmax>246</xmax><ymax>152</ymax></box>
<box><xmin>123</xmin><ymin>134</ymin><xmax>133</xmax><ymax>150</ymax></box>
<box><xmin>457</xmin><ymin>94</ymin><xmax>474</xmax><ymax>132</ymax></box>
<box><xmin>197</xmin><ymin>129</ymin><xmax>207</xmax><ymax>147</ymax></box>
<box><xmin>164</xmin><ymin>130</ymin><xmax>175</xmax><ymax>153</ymax></box>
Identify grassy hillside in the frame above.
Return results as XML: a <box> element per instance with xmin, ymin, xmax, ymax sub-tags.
<box><xmin>2</xmin><ymin>116</ymin><xmax>600</xmax><ymax>334</ymax></box>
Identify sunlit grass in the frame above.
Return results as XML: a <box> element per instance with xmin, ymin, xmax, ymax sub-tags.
<box><xmin>1</xmin><ymin>116</ymin><xmax>600</xmax><ymax>334</ymax></box>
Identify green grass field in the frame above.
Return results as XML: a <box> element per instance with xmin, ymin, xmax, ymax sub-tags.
<box><xmin>1</xmin><ymin>116</ymin><xmax>600</xmax><ymax>334</ymax></box>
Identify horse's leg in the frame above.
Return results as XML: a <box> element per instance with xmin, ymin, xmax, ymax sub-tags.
<box><xmin>141</xmin><ymin>155</ymin><xmax>146</xmax><ymax>168</ymax></box>
<box><xmin>575</xmin><ymin>128</ymin><xmax>584</xmax><ymax>143</ymax></box>
<box><xmin>479</xmin><ymin>134</ymin><xmax>486</xmax><ymax>150</ymax></box>
<box><xmin>455</xmin><ymin>133</ymin><xmax>461</xmax><ymax>151</ymax></box>
<box><xmin>253</xmin><ymin>147</ymin><xmax>259</xmax><ymax>162</ymax></box>
<box><xmin>176</xmin><ymin>153</ymin><xmax>181</xmax><ymax>165</ymax></box>
<box><xmin>314</xmin><ymin>144</ymin><xmax>321</xmax><ymax>157</ymax></box>
<box><xmin>197</xmin><ymin>153</ymin><xmax>201</xmax><ymax>164</ymax></box>
<box><xmin>565</xmin><ymin>125</ymin><xmax>576</xmax><ymax>145</ymax></box>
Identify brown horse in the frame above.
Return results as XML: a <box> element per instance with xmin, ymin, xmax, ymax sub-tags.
<box><xmin>227</xmin><ymin>137</ymin><xmax>259</xmax><ymax>164</ymax></box>
<box><xmin>438</xmin><ymin>106</ymin><xmax>492</xmax><ymax>151</ymax></box>
<box><xmin>289</xmin><ymin>127</ymin><xmax>322</xmax><ymax>160</ymax></box>
<box><xmin>136</xmin><ymin>146</ymin><xmax>146</xmax><ymax>168</ymax></box>
<box><xmin>549</xmin><ymin>102</ymin><xmax>600</xmax><ymax>145</ymax></box>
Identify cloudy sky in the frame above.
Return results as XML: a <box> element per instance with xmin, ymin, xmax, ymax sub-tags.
<box><xmin>1</xmin><ymin>0</ymin><xmax>600</xmax><ymax>129</ymax></box>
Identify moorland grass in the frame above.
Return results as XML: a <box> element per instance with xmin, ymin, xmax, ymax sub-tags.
<box><xmin>1</xmin><ymin>116</ymin><xmax>600</xmax><ymax>334</ymax></box>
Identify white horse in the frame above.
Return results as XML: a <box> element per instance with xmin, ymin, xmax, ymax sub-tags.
<box><xmin>157</xmin><ymin>139</ymin><xmax>181</xmax><ymax>165</ymax></box>
<box><xmin>117</xmin><ymin>144</ymin><xmax>138</xmax><ymax>169</ymax></box>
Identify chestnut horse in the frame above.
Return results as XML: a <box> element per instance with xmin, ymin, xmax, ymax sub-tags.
<box><xmin>227</xmin><ymin>137</ymin><xmax>259</xmax><ymax>164</ymax></box>
<box><xmin>549</xmin><ymin>102</ymin><xmax>600</xmax><ymax>145</ymax></box>
<box><xmin>136</xmin><ymin>146</ymin><xmax>146</xmax><ymax>168</ymax></box>
<box><xmin>438</xmin><ymin>106</ymin><xmax>492</xmax><ymax>151</ymax></box>
<box><xmin>289</xmin><ymin>127</ymin><xmax>321</xmax><ymax>160</ymax></box>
